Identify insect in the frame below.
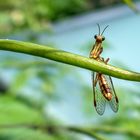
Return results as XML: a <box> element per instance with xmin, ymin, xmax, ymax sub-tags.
<box><xmin>90</xmin><ymin>24</ymin><xmax>119</xmax><ymax>115</ymax></box>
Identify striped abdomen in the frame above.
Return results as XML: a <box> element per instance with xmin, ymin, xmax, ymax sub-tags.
<box><xmin>99</xmin><ymin>74</ymin><xmax>112</xmax><ymax>101</ymax></box>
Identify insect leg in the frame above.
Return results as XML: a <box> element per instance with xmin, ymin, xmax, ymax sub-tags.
<box><xmin>94</xmin><ymin>73</ymin><xmax>99</xmax><ymax>86</ymax></box>
<box><xmin>92</xmin><ymin>72</ymin><xmax>100</xmax><ymax>108</ymax></box>
<box><xmin>105</xmin><ymin>58</ymin><xmax>110</xmax><ymax>64</ymax></box>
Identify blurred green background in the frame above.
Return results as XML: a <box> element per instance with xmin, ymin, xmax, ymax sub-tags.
<box><xmin>0</xmin><ymin>0</ymin><xmax>140</xmax><ymax>140</ymax></box>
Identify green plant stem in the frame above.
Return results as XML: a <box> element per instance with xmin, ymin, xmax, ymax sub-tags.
<box><xmin>0</xmin><ymin>124</ymin><xmax>108</xmax><ymax>140</ymax></box>
<box><xmin>0</xmin><ymin>124</ymin><xmax>140</xmax><ymax>139</ymax></box>
<box><xmin>66</xmin><ymin>126</ymin><xmax>108</xmax><ymax>140</ymax></box>
<box><xmin>92</xmin><ymin>126</ymin><xmax>140</xmax><ymax>138</ymax></box>
<box><xmin>0</xmin><ymin>39</ymin><xmax>140</xmax><ymax>82</ymax></box>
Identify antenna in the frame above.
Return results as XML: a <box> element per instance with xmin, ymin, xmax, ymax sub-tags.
<box><xmin>101</xmin><ymin>25</ymin><xmax>109</xmax><ymax>35</ymax></box>
<box><xmin>97</xmin><ymin>23</ymin><xmax>101</xmax><ymax>35</ymax></box>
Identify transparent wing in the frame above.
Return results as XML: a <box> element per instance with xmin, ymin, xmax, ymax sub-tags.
<box><xmin>92</xmin><ymin>72</ymin><xmax>106</xmax><ymax>115</ymax></box>
<box><xmin>104</xmin><ymin>75</ymin><xmax>119</xmax><ymax>112</ymax></box>
<box><xmin>109</xmin><ymin>76</ymin><xmax>119</xmax><ymax>112</ymax></box>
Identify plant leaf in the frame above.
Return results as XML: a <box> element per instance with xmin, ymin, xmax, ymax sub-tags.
<box><xmin>123</xmin><ymin>0</ymin><xmax>139</xmax><ymax>12</ymax></box>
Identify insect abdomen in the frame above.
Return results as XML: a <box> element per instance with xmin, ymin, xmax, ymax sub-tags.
<box><xmin>99</xmin><ymin>74</ymin><xmax>112</xmax><ymax>100</ymax></box>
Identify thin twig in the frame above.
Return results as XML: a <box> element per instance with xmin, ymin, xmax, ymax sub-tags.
<box><xmin>0</xmin><ymin>39</ymin><xmax>140</xmax><ymax>82</ymax></box>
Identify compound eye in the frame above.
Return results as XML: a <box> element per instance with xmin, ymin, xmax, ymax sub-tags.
<box><xmin>94</xmin><ymin>34</ymin><xmax>97</xmax><ymax>39</ymax></box>
<box><xmin>102</xmin><ymin>36</ymin><xmax>105</xmax><ymax>41</ymax></box>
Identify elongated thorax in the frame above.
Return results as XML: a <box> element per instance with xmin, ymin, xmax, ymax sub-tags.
<box><xmin>90</xmin><ymin>42</ymin><xmax>103</xmax><ymax>59</ymax></box>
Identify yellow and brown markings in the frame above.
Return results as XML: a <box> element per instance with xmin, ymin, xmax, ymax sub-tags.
<box><xmin>99</xmin><ymin>74</ymin><xmax>112</xmax><ymax>101</ymax></box>
<box><xmin>90</xmin><ymin>24</ymin><xmax>119</xmax><ymax>115</ymax></box>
